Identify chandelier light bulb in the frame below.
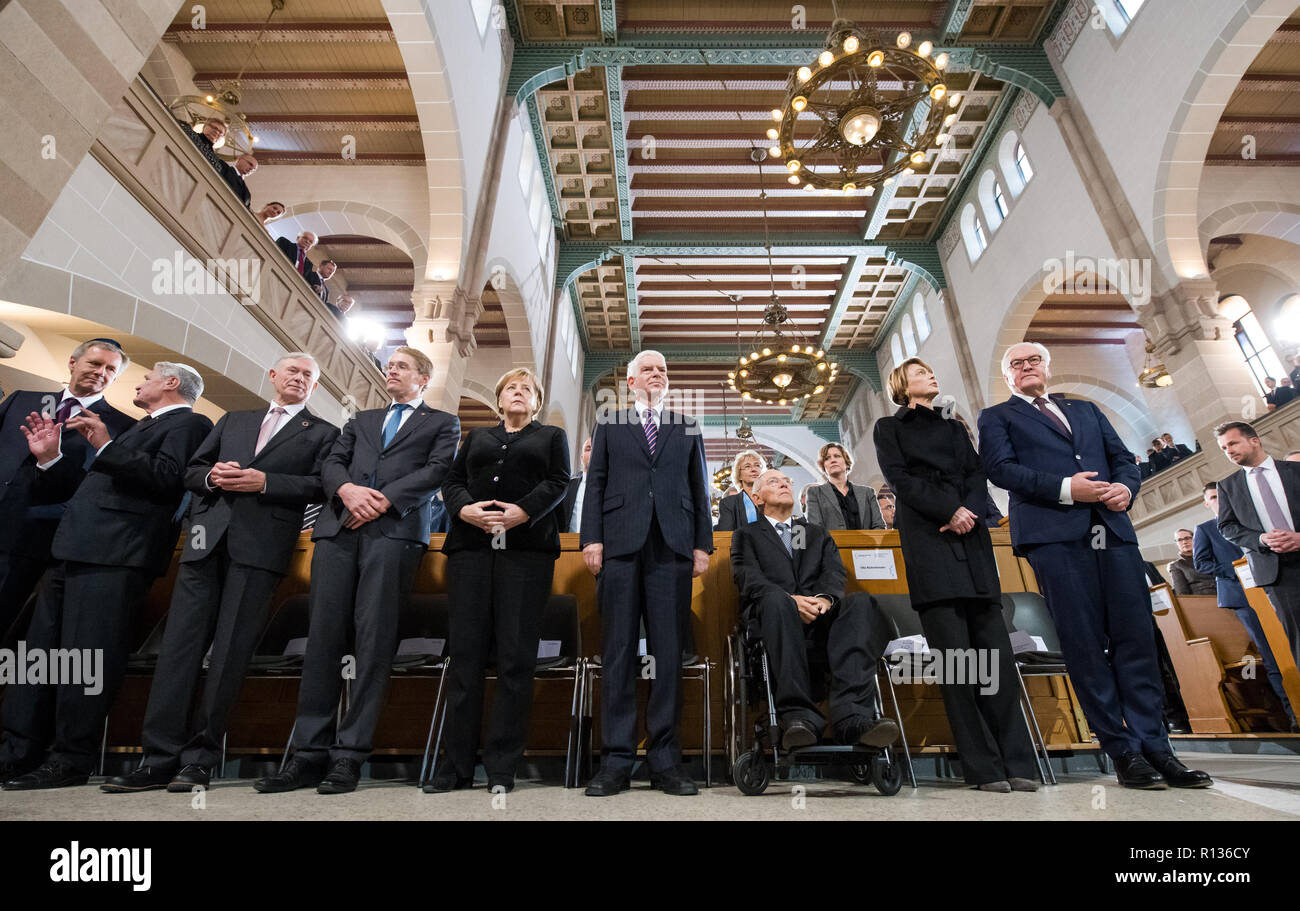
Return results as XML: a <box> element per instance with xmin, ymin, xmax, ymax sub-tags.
<box><xmin>910</xmin><ymin>150</ymin><xmax>926</xmax><ymax>165</ymax></box>
<box><xmin>792</xmin><ymin>95</ymin><xmax>808</xmax><ymax>111</ymax></box>
<box><xmin>777</xmin><ymin>354</ymin><xmax>787</xmax><ymax>362</ymax></box>
<box><xmin>792</xmin><ymin>344</ymin><xmax>801</xmax><ymax>352</ymax></box>
<box><xmin>815</xmin><ymin>349</ymin><xmax>824</xmax><ymax>358</ymax></box>
<box><xmin>787</xmin><ymin>174</ymin><xmax>800</xmax><ymax>185</ymax></box>
<box><xmin>818</xmin><ymin>362</ymin><xmax>827</xmax><ymax>371</ymax></box>
<box><xmin>936</xmin><ymin>133</ymin><xmax>950</xmax><ymax>144</ymax></box>
<box><xmin>901</xmin><ymin>167</ymin><xmax>914</xmax><ymax>176</ymax></box>
<box><xmin>803</xmin><ymin>183</ymin><xmax>815</xmax><ymax>192</ymax></box>
<box><xmin>740</xmin><ymin>356</ymin><xmax>748</xmax><ymax>365</ymax></box>
<box><xmin>769</xmin><ymin>145</ymin><xmax>781</xmax><ymax>157</ymax></box>
<box><xmin>751</xmin><ymin>351</ymin><xmax>759</xmax><ymax>360</ymax></box>
<box><xmin>762</xmin><ymin>347</ymin><xmax>772</xmax><ymax>356</ymax></box>
<box><xmin>867</xmin><ymin>50</ymin><xmax>884</xmax><ymax>67</ymax></box>
<box><xmin>896</xmin><ymin>31</ymin><xmax>911</xmax><ymax>48</ymax></box>
<box><xmin>843</xmin><ymin>35</ymin><xmax>859</xmax><ymax>53</ymax></box>
<box><xmin>917</xmin><ymin>40</ymin><xmax>933</xmax><ymax>57</ymax></box>
<box><xmin>944</xmin><ymin>112</ymin><xmax>958</xmax><ymax>127</ymax></box>
<box><xmin>930</xmin><ymin>83</ymin><xmax>946</xmax><ymax>101</ymax></box>
<box><xmin>948</xmin><ymin>93</ymin><xmax>961</xmax><ymax>108</ymax></box>
<box><xmin>840</xmin><ymin>106</ymin><xmax>882</xmax><ymax>145</ymax></box>
<box><xmin>740</xmin><ymin>369</ymin><xmax>749</xmax><ymax>377</ymax></box>
<box><xmin>819</xmin><ymin>50</ymin><xmax>835</xmax><ymax>67</ymax></box>
<box><xmin>865</xmin><ymin>185</ymin><xmax>875</xmax><ymax>195</ymax></box>
<box><xmin>787</xmin><ymin>159</ymin><xmax>801</xmax><ymax>172</ymax></box>
<box><xmin>883</xmin><ymin>176</ymin><xmax>894</xmax><ymax>186</ymax></box>
<box><xmin>773</xmin><ymin>373</ymin><xmax>793</xmax><ymax>389</ymax></box>
<box><xmin>772</xmin><ymin>108</ymin><xmax>783</xmax><ymax>121</ymax></box>
<box><xmin>797</xmin><ymin>66</ymin><xmax>813</xmax><ymax>83</ymax></box>
<box><xmin>779</xmin><ymin>399</ymin><xmax>787</xmax><ymax>406</ymax></box>
<box><xmin>842</xmin><ymin>182</ymin><xmax>856</xmax><ymax>193</ymax></box>
<box><xmin>205</xmin><ymin>95</ymin><xmax>214</xmax><ymax>102</ymax></box>
<box><xmin>742</xmin><ymin>392</ymin><xmax>751</xmax><ymax>399</ymax></box>
<box><xmin>935</xmin><ymin>52</ymin><xmax>949</xmax><ymax>70</ymax></box>
<box><xmin>815</xmin><ymin>385</ymin><xmax>825</xmax><ymax>394</ymax></box>
<box><xmin>766</xmin><ymin>127</ymin><xmax>779</xmax><ymax>140</ymax></box>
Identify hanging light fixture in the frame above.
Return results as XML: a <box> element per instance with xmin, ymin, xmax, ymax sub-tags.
<box><xmin>765</xmin><ymin>8</ymin><xmax>950</xmax><ymax>192</ymax></box>
<box><xmin>727</xmin><ymin>149</ymin><xmax>840</xmax><ymax>405</ymax></box>
<box><xmin>1138</xmin><ymin>336</ymin><xmax>1173</xmax><ymax>388</ymax></box>
<box><xmin>169</xmin><ymin>0</ymin><xmax>285</xmax><ymax>161</ymax></box>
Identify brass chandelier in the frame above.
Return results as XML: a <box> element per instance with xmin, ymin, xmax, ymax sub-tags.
<box><xmin>728</xmin><ymin>149</ymin><xmax>839</xmax><ymax>406</ymax></box>
<box><xmin>764</xmin><ymin>15</ymin><xmax>958</xmax><ymax>193</ymax></box>
<box><xmin>1138</xmin><ymin>336</ymin><xmax>1173</xmax><ymax>388</ymax></box>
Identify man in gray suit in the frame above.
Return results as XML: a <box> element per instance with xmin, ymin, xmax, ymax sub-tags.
<box><xmin>804</xmin><ymin>442</ymin><xmax>885</xmax><ymax>530</ymax></box>
<box><xmin>102</xmin><ymin>353</ymin><xmax>340</xmax><ymax>793</ymax></box>
<box><xmin>1215</xmin><ymin>421</ymin><xmax>1300</xmax><ymax>672</ymax></box>
<box><xmin>255</xmin><ymin>346</ymin><xmax>459</xmax><ymax>795</ymax></box>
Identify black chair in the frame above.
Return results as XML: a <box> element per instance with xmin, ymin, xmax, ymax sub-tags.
<box><xmin>1000</xmin><ymin>591</ymin><xmax>1067</xmax><ymax>784</ymax></box>
<box><xmin>869</xmin><ymin>593</ymin><xmax>921</xmax><ymax>787</ymax></box>
<box><xmin>418</xmin><ymin>594</ymin><xmax>585</xmax><ymax>789</ymax></box>
<box><xmin>248</xmin><ymin>594</ymin><xmax>312</xmax><ymax>673</ymax></box>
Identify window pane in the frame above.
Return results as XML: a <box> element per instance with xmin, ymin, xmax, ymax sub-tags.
<box><xmin>1016</xmin><ymin>143</ymin><xmax>1034</xmax><ymax>182</ymax></box>
<box><xmin>1239</xmin><ymin>312</ymin><xmax>1271</xmax><ymax>351</ymax></box>
<box><xmin>994</xmin><ymin>183</ymin><xmax>1009</xmax><ymax>218</ymax></box>
<box><xmin>1117</xmin><ymin>0</ymin><xmax>1144</xmax><ymax>21</ymax></box>
<box><xmin>1260</xmin><ymin>348</ymin><xmax>1287</xmax><ymax>382</ymax></box>
<box><xmin>973</xmin><ymin>220</ymin><xmax>987</xmax><ymax>252</ymax></box>
<box><xmin>1234</xmin><ymin>325</ymin><xmax>1257</xmax><ymax>359</ymax></box>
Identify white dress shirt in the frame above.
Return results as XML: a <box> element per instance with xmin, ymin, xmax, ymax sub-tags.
<box><xmin>635</xmin><ymin>400</ymin><xmax>664</xmax><ymax>427</ymax></box>
<box><xmin>1245</xmin><ymin>457</ymin><xmax>1295</xmax><ymax>543</ymax></box>
<box><xmin>1013</xmin><ymin>390</ymin><xmax>1078</xmax><ymax>506</ymax></box>
<box><xmin>384</xmin><ymin>398</ymin><xmax>419</xmax><ymax>436</ymax></box>
<box><xmin>570</xmin><ymin>473</ymin><xmax>587</xmax><ymax>534</ymax></box>
<box><xmin>263</xmin><ymin>400</ymin><xmax>307</xmax><ymax>440</ymax></box>
<box><xmin>57</xmin><ymin>386</ymin><xmax>104</xmax><ymax>420</ymax></box>
<box><xmin>765</xmin><ymin>513</ymin><xmax>832</xmax><ymax>606</ymax></box>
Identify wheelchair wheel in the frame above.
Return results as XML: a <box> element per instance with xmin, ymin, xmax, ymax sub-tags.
<box><xmin>732</xmin><ymin>750</ymin><xmax>770</xmax><ymax>796</ymax></box>
<box><xmin>871</xmin><ymin>749</ymin><xmax>904</xmax><ymax>796</ymax></box>
<box><xmin>848</xmin><ymin>763</ymin><xmax>872</xmax><ymax>785</ymax></box>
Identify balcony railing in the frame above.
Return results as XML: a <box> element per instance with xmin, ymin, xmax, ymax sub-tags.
<box><xmin>90</xmin><ymin>77</ymin><xmax>389</xmax><ymax>412</ymax></box>
<box><xmin>1131</xmin><ymin>403</ymin><xmax>1300</xmax><ymax>529</ymax></box>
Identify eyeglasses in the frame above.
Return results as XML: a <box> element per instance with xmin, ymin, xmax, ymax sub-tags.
<box><xmin>1008</xmin><ymin>355</ymin><xmax>1044</xmax><ymax>371</ymax></box>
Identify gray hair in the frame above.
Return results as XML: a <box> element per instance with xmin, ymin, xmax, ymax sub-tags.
<box><xmin>155</xmin><ymin>361</ymin><xmax>204</xmax><ymax>403</ymax></box>
<box><xmin>275</xmin><ymin>351</ymin><xmax>319</xmax><ymax>376</ymax></box>
<box><xmin>628</xmin><ymin>349</ymin><xmax>667</xmax><ymax>377</ymax></box>
<box><xmin>71</xmin><ymin>339</ymin><xmax>129</xmax><ymax>371</ymax></box>
<box><xmin>731</xmin><ymin>448</ymin><xmax>768</xmax><ymax>485</ymax></box>
<box><xmin>1000</xmin><ymin>341</ymin><xmax>1051</xmax><ymax>388</ymax></box>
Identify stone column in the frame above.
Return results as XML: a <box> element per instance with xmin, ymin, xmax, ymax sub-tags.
<box><xmin>407</xmin><ymin>280</ymin><xmax>482</xmax><ymax>414</ymax></box>
<box><xmin>1141</xmin><ymin>277</ymin><xmax>1260</xmax><ymax>451</ymax></box>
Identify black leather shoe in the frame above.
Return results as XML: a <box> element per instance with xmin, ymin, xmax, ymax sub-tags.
<box><xmin>3</xmin><ymin>760</ymin><xmax>89</xmax><ymax>791</ymax></box>
<box><xmin>0</xmin><ymin>757</ymin><xmax>41</xmax><ymax>782</ymax></box>
<box><xmin>834</xmin><ymin>715</ymin><xmax>900</xmax><ymax>748</ymax></box>
<box><xmin>584</xmin><ymin>768</ymin><xmax>631</xmax><ymax>797</ymax></box>
<box><xmin>168</xmin><ymin>764</ymin><xmax>211</xmax><ymax>792</ymax></box>
<box><xmin>1143</xmin><ymin>751</ymin><xmax>1212</xmax><ymax>788</ymax></box>
<box><xmin>781</xmin><ymin>719</ymin><xmax>820</xmax><ymax>752</ymax></box>
<box><xmin>254</xmin><ymin>756</ymin><xmax>324</xmax><ymax>794</ymax></box>
<box><xmin>101</xmin><ymin>764</ymin><xmax>175</xmax><ymax>793</ymax></box>
<box><xmin>650</xmin><ymin>765</ymin><xmax>699</xmax><ymax>796</ymax></box>
<box><xmin>424</xmin><ymin>766</ymin><xmax>473</xmax><ymax>793</ymax></box>
<box><xmin>1114</xmin><ymin>751</ymin><xmax>1168</xmax><ymax>789</ymax></box>
<box><xmin>317</xmin><ymin>758</ymin><xmax>362</xmax><ymax>794</ymax></box>
<box><xmin>487</xmin><ymin>776</ymin><xmax>514</xmax><ymax>794</ymax></box>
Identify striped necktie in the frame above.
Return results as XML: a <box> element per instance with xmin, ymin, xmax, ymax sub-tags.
<box><xmin>643</xmin><ymin>409</ymin><xmax>657</xmax><ymax>455</ymax></box>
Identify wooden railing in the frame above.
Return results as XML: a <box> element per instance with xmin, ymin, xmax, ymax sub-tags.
<box><xmin>1131</xmin><ymin>403</ymin><xmax>1300</xmax><ymax>529</ymax></box>
<box><xmin>90</xmin><ymin>77</ymin><xmax>389</xmax><ymax>412</ymax></box>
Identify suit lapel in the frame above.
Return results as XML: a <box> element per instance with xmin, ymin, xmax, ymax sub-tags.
<box><xmin>384</xmin><ymin>402</ymin><xmax>429</xmax><ymax>450</ymax></box>
<box><xmin>630</xmin><ymin>409</ymin><xmax>652</xmax><ymax>459</ymax></box>
<box><xmin>791</xmin><ymin>518</ymin><xmax>806</xmax><ymax>578</ymax></box>
<box><xmin>1228</xmin><ymin>470</ymin><xmax>1265</xmax><ymax>531</ymax></box>
<box><xmin>1279</xmin><ymin>461</ymin><xmax>1300</xmax><ymax>526</ymax></box>
<box><xmin>252</xmin><ymin>408</ymin><xmax>314</xmax><ymax>463</ymax></box>
<box><xmin>1009</xmin><ymin>395</ymin><xmax>1071</xmax><ymax>442</ymax></box>
<box><xmin>653</xmin><ymin>410</ymin><xmax>680</xmax><ymax>463</ymax></box>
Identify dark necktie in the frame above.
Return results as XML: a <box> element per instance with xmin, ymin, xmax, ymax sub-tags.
<box><xmin>296</xmin><ymin>247</ymin><xmax>306</xmax><ymax>275</ymax></box>
<box><xmin>1032</xmin><ymin>396</ymin><xmax>1072</xmax><ymax>438</ymax></box>
<box><xmin>1252</xmin><ymin>466</ymin><xmax>1294</xmax><ymax>532</ymax></box>
<box><xmin>382</xmin><ymin>403</ymin><xmax>409</xmax><ymax>448</ymax></box>
<box><xmin>643</xmin><ymin>409</ymin><xmax>658</xmax><ymax>455</ymax></box>
<box><xmin>54</xmin><ymin>397</ymin><xmax>77</xmax><ymax>425</ymax></box>
<box><xmin>774</xmin><ymin>521</ymin><xmax>793</xmax><ymax>557</ymax></box>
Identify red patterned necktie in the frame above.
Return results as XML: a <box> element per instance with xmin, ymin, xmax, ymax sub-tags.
<box><xmin>1032</xmin><ymin>396</ymin><xmax>1071</xmax><ymax>438</ymax></box>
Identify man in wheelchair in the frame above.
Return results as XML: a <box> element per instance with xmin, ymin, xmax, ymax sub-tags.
<box><xmin>730</xmin><ymin>469</ymin><xmax>899</xmax><ymax>752</ymax></box>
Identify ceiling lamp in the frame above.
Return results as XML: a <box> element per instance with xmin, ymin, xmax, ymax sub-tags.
<box><xmin>1138</xmin><ymin>336</ymin><xmax>1173</xmax><ymax>388</ymax></box>
<box><xmin>765</xmin><ymin>14</ymin><xmax>952</xmax><ymax>192</ymax></box>
<box><xmin>728</xmin><ymin>150</ymin><xmax>841</xmax><ymax>405</ymax></box>
<box><xmin>168</xmin><ymin>0</ymin><xmax>285</xmax><ymax>161</ymax></box>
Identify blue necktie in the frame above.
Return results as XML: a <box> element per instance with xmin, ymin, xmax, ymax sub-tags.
<box><xmin>775</xmin><ymin>521</ymin><xmax>793</xmax><ymax>557</ymax></box>
<box><xmin>381</xmin><ymin>403</ymin><xmax>409</xmax><ymax>448</ymax></box>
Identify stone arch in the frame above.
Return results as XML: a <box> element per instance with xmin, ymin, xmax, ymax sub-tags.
<box><xmin>1151</xmin><ymin>0</ymin><xmax>1296</xmax><ymax>289</ymax></box>
<box><xmin>1199</xmin><ymin>202</ymin><xmax>1300</xmax><ymax>252</ymax></box>
<box><xmin>460</xmin><ymin>378</ymin><xmax>496</xmax><ymax>410</ymax></box>
<box><xmin>1048</xmin><ymin>374</ymin><xmax>1158</xmax><ymax>446</ymax></box>
<box><xmin>276</xmin><ymin>200</ymin><xmax>428</xmax><ymax>278</ymax></box>
<box><xmin>381</xmin><ymin>0</ymin><xmax>466</xmax><ymax>282</ymax></box>
<box><xmin>481</xmin><ymin>260</ymin><xmax>538</xmax><ymax>373</ymax></box>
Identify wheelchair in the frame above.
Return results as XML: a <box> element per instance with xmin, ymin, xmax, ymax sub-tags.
<box><xmin>722</xmin><ymin>600</ymin><xmax>907</xmax><ymax>797</ymax></box>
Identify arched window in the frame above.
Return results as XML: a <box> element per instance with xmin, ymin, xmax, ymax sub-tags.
<box><xmin>471</xmin><ymin>0</ymin><xmax>494</xmax><ymax>35</ymax></box>
<box><xmin>998</xmin><ymin>131</ymin><xmax>1027</xmax><ymax>198</ymax></box>
<box><xmin>1116</xmin><ymin>0</ymin><xmax>1145</xmax><ymax>22</ymax></box>
<box><xmin>960</xmin><ymin>203</ymin><xmax>986</xmax><ymax>261</ymax></box>
<box><xmin>1222</xmin><ymin>294</ymin><xmax>1287</xmax><ymax>394</ymax></box>
<box><xmin>890</xmin><ymin>333</ymin><xmax>903</xmax><ymax>368</ymax></box>
<box><xmin>993</xmin><ymin>181</ymin><xmax>1009</xmax><ymax>219</ymax></box>
<box><xmin>977</xmin><ymin>170</ymin><xmax>1004</xmax><ymax>231</ymax></box>
<box><xmin>1015</xmin><ymin>142</ymin><xmax>1034</xmax><ymax>185</ymax></box>
<box><xmin>901</xmin><ymin>315</ymin><xmax>917</xmax><ymax>357</ymax></box>
<box><xmin>518</xmin><ymin>131</ymin><xmax>536</xmax><ymax>198</ymax></box>
<box><xmin>913</xmin><ymin>292</ymin><xmax>931</xmax><ymax>341</ymax></box>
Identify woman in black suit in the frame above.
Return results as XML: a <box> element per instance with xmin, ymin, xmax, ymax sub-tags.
<box><xmin>715</xmin><ymin>449</ymin><xmax>766</xmax><ymax>530</ymax></box>
<box><xmin>430</xmin><ymin>368</ymin><xmax>570</xmax><ymax>793</ymax></box>
<box><xmin>872</xmin><ymin>357</ymin><xmax>1037</xmax><ymax>793</ymax></box>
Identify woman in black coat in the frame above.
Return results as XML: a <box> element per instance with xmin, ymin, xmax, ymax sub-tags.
<box><xmin>715</xmin><ymin>449</ymin><xmax>766</xmax><ymax>530</ymax></box>
<box><xmin>872</xmin><ymin>357</ymin><xmax>1037</xmax><ymax>793</ymax></box>
<box><xmin>430</xmin><ymin>368</ymin><xmax>570</xmax><ymax>793</ymax></box>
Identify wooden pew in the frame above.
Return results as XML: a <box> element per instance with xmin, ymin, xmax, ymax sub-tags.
<box><xmin>1150</xmin><ymin>585</ymin><xmax>1238</xmax><ymax>733</ymax></box>
<box><xmin>1234</xmin><ymin>558</ymin><xmax>1300</xmax><ymax>717</ymax></box>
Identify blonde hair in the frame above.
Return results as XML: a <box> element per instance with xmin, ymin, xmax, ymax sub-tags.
<box><xmin>494</xmin><ymin>367</ymin><xmax>545</xmax><ymax>417</ymax></box>
<box><xmin>817</xmin><ymin>442</ymin><xmax>853</xmax><ymax>474</ymax></box>
<box><xmin>730</xmin><ymin>449</ymin><xmax>767</xmax><ymax>489</ymax></box>
<box><xmin>887</xmin><ymin>357</ymin><xmax>933</xmax><ymax>406</ymax></box>
<box><xmin>392</xmin><ymin>346</ymin><xmax>433</xmax><ymax>379</ymax></box>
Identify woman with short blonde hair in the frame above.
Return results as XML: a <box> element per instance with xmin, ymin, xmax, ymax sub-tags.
<box><xmin>493</xmin><ymin>367</ymin><xmax>545</xmax><ymax>417</ymax></box>
<box><xmin>805</xmin><ymin>442</ymin><xmax>885</xmax><ymax>530</ymax></box>
<box><xmin>716</xmin><ymin>448</ymin><xmax>767</xmax><ymax>529</ymax></box>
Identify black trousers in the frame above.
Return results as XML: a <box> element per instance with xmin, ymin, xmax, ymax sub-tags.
<box><xmin>1263</xmin><ymin>558</ymin><xmax>1300</xmax><ymax>674</ymax></box>
<box><xmin>915</xmin><ymin>598</ymin><xmax>1038</xmax><ymax>785</ymax></box>
<box><xmin>0</xmin><ymin>537</ymin><xmax>55</xmax><ymax>642</ymax></box>
<box><xmin>290</xmin><ymin>525</ymin><xmax>426</xmax><ymax>764</ymax></box>
<box><xmin>596</xmin><ymin>517</ymin><xmax>691</xmax><ymax>774</ymax></box>
<box><xmin>441</xmin><ymin>548</ymin><xmax>555</xmax><ymax>780</ymax></box>
<box><xmin>140</xmin><ymin>540</ymin><xmax>283</xmax><ymax>771</ymax></box>
<box><xmin>0</xmin><ymin>560</ymin><xmax>150</xmax><ymax>773</ymax></box>
<box><xmin>747</xmin><ymin>590</ymin><xmax>886</xmax><ymax>730</ymax></box>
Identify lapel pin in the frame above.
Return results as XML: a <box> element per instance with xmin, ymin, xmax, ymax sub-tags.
<box><xmin>301</xmin><ymin>421</ymin><xmax>310</xmax><ymax>426</ymax></box>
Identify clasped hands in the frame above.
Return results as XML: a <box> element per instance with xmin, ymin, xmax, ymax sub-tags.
<box><xmin>792</xmin><ymin>594</ymin><xmax>831</xmax><ymax>625</ymax></box>
<box><xmin>460</xmin><ymin>500</ymin><xmax>529</xmax><ymax>534</ymax></box>
<box><xmin>338</xmin><ymin>481</ymin><xmax>393</xmax><ymax>529</ymax></box>
<box><xmin>939</xmin><ymin>505</ymin><xmax>979</xmax><ymax>535</ymax></box>
<box><xmin>20</xmin><ymin>410</ymin><xmax>112</xmax><ymax>463</ymax></box>
<box><xmin>208</xmin><ymin>461</ymin><xmax>267</xmax><ymax>493</ymax></box>
<box><xmin>1069</xmin><ymin>471</ymin><xmax>1130</xmax><ymax>511</ymax></box>
<box><xmin>1262</xmin><ymin>529</ymin><xmax>1300</xmax><ymax>554</ymax></box>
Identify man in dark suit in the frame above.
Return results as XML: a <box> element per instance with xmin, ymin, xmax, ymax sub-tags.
<box><xmin>558</xmin><ymin>436</ymin><xmax>592</xmax><ymax>533</ymax></box>
<box><xmin>1</xmin><ymin>363</ymin><xmax>213</xmax><ymax>789</ymax></box>
<box><xmin>1214</xmin><ymin>421</ymin><xmax>1300</xmax><ymax>675</ymax></box>
<box><xmin>0</xmin><ymin>338</ymin><xmax>136</xmax><ymax>638</ymax></box>
<box><xmin>311</xmin><ymin>259</ymin><xmax>337</xmax><ymax>305</ymax></box>
<box><xmin>580</xmin><ymin>350</ymin><xmax>712</xmax><ymax>797</ymax></box>
<box><xmin>275</xmin><ymin>231</ymin><xmax>319</xmax><ymax>288</ymax></box>
<box><xmin>102</xmin><ymin>353</ymin><xmax>340</xmax><ymax>793</ymax></box>
<box><xmin>254</xmin><ymin>346</ymin><xmax>459</xmax><ymax>795</ymax></box>
<box><xmin>731</xmin><ymin>469</ymin><xmax>897</xmax><ymax>750</ymax></box>
<box><xmin>978</xmin><ymin>342</ymin><xmax>1210</xmax><ymax>790</ymax></box>
<box><xmin>1160</xmin><ymin>433</ymin><xmax>1194</xmax><ymax>461</ymax></box>
<box><xmin>1195</xmin><ymin>480</ymin><xmax>1294</xmax><ymax>728</ymax></box>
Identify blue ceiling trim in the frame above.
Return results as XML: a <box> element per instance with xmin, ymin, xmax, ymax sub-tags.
<box><xmin>606</xmin><ymin>66</ymin><xmax>633</xmax><ymax>241</ymax></box>
<box><xmin>525</xmin><ymin>94</ymin><xmax>562</xmax><ymax>227</ymax></box>
<box><xmin>818</xmin><ymin>253</ymin><xmax>867</xmax><ymax>351</ymax></box>
<box><xmin>599</xmin><ymin>0</ymin><xmax>617</xmax><ymax>43</ymax></box>
<box><xmin>622</xmin><ymin>252</ymin><xmax>640</xmax><ymax>348</ymax></box>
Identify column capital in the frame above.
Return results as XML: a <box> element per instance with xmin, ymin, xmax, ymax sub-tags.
<box><xmin>1142</xmin><ymin>277</ymin><xmax>1228</xmax><ymax>357</ymax></box>
<box><xmin>410</xmin><ymin>282</ymin><xmax>484</xmax><ymax>356</ymax></box>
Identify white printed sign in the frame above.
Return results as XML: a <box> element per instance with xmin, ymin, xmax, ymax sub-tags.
<box><xmin>1236</xmin><ymin>563</ymin><xmax>1256</xmax><ymax>590</ymax></box>
<box><xmin>852</xmin><ymin>549</ymin><xmax>898</xmax><ymax>581</ymax></box>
